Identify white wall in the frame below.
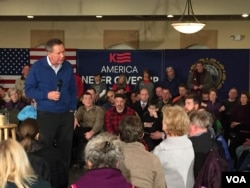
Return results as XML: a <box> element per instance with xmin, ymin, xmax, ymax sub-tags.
<box><xmin>0</xmin><ymin>20</ymin><xmax>249</xmax><ymax>49</ymax></box>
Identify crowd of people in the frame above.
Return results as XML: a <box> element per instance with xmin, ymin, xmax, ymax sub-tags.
<box><xmin>0</xmin><ymin>38</ymin><xmax>250</xmax><ymax>188</ymax></box>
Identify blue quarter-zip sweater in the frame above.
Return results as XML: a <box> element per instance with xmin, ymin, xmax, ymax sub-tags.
<box><xmin>25</xmin><ymin>57</ymin><xmax>77</xmax><ymax>112</ymax></box>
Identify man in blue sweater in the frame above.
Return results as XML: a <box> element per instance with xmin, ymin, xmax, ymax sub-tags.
<box><xmin>25</xmin><ymin>38</ymin><xmax>77</xmax><ymax>172</ymax></box>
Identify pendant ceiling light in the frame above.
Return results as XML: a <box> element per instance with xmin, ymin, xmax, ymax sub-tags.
<box><xmin>171</xmin><ymin>0</ymin><xmax>206</xmax><ymax>34</ymax></box>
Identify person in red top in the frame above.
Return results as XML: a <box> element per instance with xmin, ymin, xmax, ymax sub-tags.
<box><xmin>74</xmin><ymin>73</ymin><xmax>84</xmax><ymax>99</ymax></box>
<box><xmin>104</xmin><ymin>93</ymin><xmax>136</xmax><ymax>135</ymax></box>
<box><xmin>112</xmin><ymin>74</ymin><xmax>131</xmax><ymax>94</ymax></box>
<box><xmin>135</xmin><ymin>69</ymin><xmax>155</xmax><ymax>99</ymax></box>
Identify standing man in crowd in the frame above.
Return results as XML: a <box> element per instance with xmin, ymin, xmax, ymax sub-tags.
<box><xmin>187</xmin><ymin>61</ymin><xmax>213</xmax><ymax>96</ymax></box>
<box><xmin>15</xmin><ymin>64</ymin><xmax>30</xmax><ymax>97</ymax></box>
<box><xmin>25</xmin><ymin>38</ymin><xmax>77</xmax><ymax>171</ymax></box>
<box><xmin>162</xmin><ymin>66</ymin><xmax>181</xmax><ymax>99</ymax></box>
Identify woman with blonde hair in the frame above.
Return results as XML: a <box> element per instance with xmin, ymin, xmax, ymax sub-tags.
<box><xmin>153</xmin><ymin>105</ymin><xmax>195</xmax><ymax>188</ymax></box>
<box><xmin>0</xmin><ymin>139</ymin><xmax>51</xmax><ymax>188</ymax></box>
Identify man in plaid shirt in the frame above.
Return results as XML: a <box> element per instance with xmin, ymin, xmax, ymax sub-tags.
<box><xmin>104</xmin><ymin>93</ymin><xmax>137</xmax><ymax>135</ymax></box>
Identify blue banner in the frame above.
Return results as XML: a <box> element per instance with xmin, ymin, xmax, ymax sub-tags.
<box><xmin>76</xmin><ymin>49</ymin><xmax>250</xmax><ymax>99</ymax></box>
<box><xmin>76</xmin><ymin>50</ymin><xmax>164</xmax><ymax>89</ymax></box>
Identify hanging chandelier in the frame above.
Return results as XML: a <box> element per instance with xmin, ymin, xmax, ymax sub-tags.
<box><xmin>171</xmin><ymin>0</ymin><xmax>206</xmax><ymax>34</ymax></box>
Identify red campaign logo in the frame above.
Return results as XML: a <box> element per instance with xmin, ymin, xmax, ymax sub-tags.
<box><xmin>109</xmin><ymin>52</ymin><xmax>131</xmax><ymax>63</ymax></box>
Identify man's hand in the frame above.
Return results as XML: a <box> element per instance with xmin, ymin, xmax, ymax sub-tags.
<box><xmin>150</xmin><ymin>131</ymin><xmax>163</xmax><ymax>140</ymax></box>
<box><xmin>193</xmin><ymin>85</ymin><xmax>199</xmax><ymax>90</ymax></box>
<box><xmin>85</xmin><ymin>131</ymin><xmax>94</xmax><ymax>140</ymax></box>
<box><xmin>219</xmin><ymin>105</ymin><xmax>225</xmax><ymax>112</ymax></box>
<box><xmin>230</xmin><ymin>121</ymin><xmax>240</xmax><ymax>128</ymax></box>
<box><xmin>74</xmin><ymin>118</ymin><xmax>80</xmax><ymax>129</ymax></box>
<box><xmin>151</xmin><ymin>111</ymin><xmax>158</xmax><ymax>118</ymax></box>
<box><xmin>48</xmin><ymin>91</ymin><xmax>60</xmax><ymax>101</ymax></box>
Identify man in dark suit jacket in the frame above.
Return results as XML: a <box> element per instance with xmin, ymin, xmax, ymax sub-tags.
<box><xmin>132</xmin><ymin>88</ymin><xmax>149</xmax><ymax>120</ymax></box>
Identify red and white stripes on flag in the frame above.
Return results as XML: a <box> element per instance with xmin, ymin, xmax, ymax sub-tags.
<box><xmin>0</xmin><ymin>48</ymin><xmax>76</xmax><ymax>90</ymax></box>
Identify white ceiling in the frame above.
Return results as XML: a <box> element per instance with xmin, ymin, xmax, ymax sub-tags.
<box><xmin>0</xmin><ymin>0</ymin><xmax>249</xmax><ymax>21</ymax></box>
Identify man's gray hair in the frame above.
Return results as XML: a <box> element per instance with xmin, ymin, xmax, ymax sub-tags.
<box><xmin>85</xmin><ymin>132</ymin><xmax>124</xmax><ymax>168</ymax></box>
<box><xmin>189</xmin><ymin>110</ymin><xmax>213</xmax><ymax>128</ymax></box>
<box><xmin>166</xmin><ymin>66</ymin><xmax>175</xmax><ymax>73</ymax></box>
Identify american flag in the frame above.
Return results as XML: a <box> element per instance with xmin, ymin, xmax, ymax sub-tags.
<box><xmin>0</xmin><ymin>48</ymin><xmax>76</xmax><ymax>90</ymax></box>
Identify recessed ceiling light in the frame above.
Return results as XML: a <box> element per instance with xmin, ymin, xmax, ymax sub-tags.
<box><xmin>242</xmin><ymin>14</ymin><xmax>249</xmax><ymax>18</ymax></box>
<box><xmin>27</xmin><ymin>15</ymin><xmax>34</xmax><ymax>19</ymax></box>
<box><xmin>96</xmin><ymin>15</ymin><xmax>103</xmax><ymax>18</ymax></box>
<box><xmin>167</xmin><ymin>15</ymin><xmax>174</xmax><ymax>18</ymax></box>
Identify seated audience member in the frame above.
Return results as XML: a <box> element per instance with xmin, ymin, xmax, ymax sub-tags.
<box><xmin>221</xmin><ymin>87</ymin><xmax>238</xmax><ymax>143</ymax></box>
<box><xmin>153</xmin><ymin>105</ymin><xmax>195</xmax><ymax>188</ymax></box>
<box><xmin>126</xmin><ymin>90</ymin><xmax>139</xmax><ymax>107</ymax></box>
<box><xmin>131</xmin><ymin>88</ymin><xmax>150</xmax><ymax>120</ymax></box>
<box><xmin>158</xmin><ymin>87</ymin><xmax>172</xmax><ymax>109</ymax></box>
<box><xmin>103</xmin><ymin>90</ymin><xmax>116</xmax><ymax>111</ymax></box>
<box><xmin>71</xmin><ymin>132</ymin><xmax>135</xmax><ymax>188</ymax></box>
<box><xmin>0</xmin><ymin>139</ymin><xmax>51</xmax><ymax>188</ymax></box>
<box><xmin>5</xmin><ymin>88</ymin><xmax>27</xmax><ymax>110</ymax></box>
<box><xmin>5</xmin><ymin>87</ymin><xmax>27</xmax><ymax>124</ymax></box>
<box><xmin>235</xmin><ymin>138</ymin><xmax>250</xmax><ymax>171</ymax></box>
<box><xmin>229</xmin><ymin>92</ymin><xmax>250</xmax><ymax>159</ymax></box>
<box><xmin>104</xmin><ymin>93</ymin><xmax>136</xmax><ymax>135</ymax></box>
<box><xmin>118</xmin><ymin>116</ymin><xmax>166</xmax><ymax>188</ymax></box>
<box><xmin>172</xmin><ymin>83</ymin><xmax>188</xmax><ymax>106</ymax></box>
<box><xmin>135</xmin><ymin>69</ymin><xmax>155</xmax><ymax>99</ymax></box>
<box><xmin>201</xmin><ymin>90</ymin><xmax>209</xmax><ymax>103</ymax></box>
<box><xmin>116</xmin><ymin>87</ymin><xmax>127</xmax><ymax>94</ymax></box>
<box><xmin>112</xmin><ymin>74</ymin><xmax>131</xmax><ymax>94</ymax></box>
<box><xmin>185</xmin><ymin>94</ymin><xmax>217</xmax><ymax>139</ymax></box>
<box><xmin>142</xmin><ymin>100</ymin><xmax>164</xmax><ymax>151</ymax></box>
<box><xmin>73</xmin><ymin>91</ymin><xmax>105</xmax><ymax>168</ymax></box>
<box><xmin>184</xmin><ymin>94</ymin><xmax>201</xmax><ymax>114</ymax></box>
<box><xmin>17</xmin><ymin>99</ymin><xmax>37</xmax><ymax>121</ymax></box>
<box><xmin>86</xmin><ymin>88</ymin><xmax>98</xmax><ymax>105</ymax></box>
<box><xmin>188</xmin><ymin>110</ymin><xmax>226</xmax><ymax>179</ymax></box>
<box><xmin>153</xmin><ymin>86</ymin><xmax>163</xmax><ymax>101</ymax></box>
<box><xmin>161</xmin><ymin>66</ymin><xmax>181</xmax><ymax>99</ymax></box>
<box><xmin>202</xmin><ymin>89</ymin><xmax>224</xmax><ymax>123</ymax></box>
<box><xmin>90</xmin><ymin>73</ymin><xmax>107</xmax><ymax>105</ymax></box>
<box><xmin>187</xmin><ymin>61</ymin><xmax>213</xmax><ymax>97</ymax></box>
<box><xmin>18</xmin><ymin>118</ymin><xmax>68</xmax><ymax>188</ymax></box>
<box><xmin>0</xmin><ymin>85</ymin><xmax>10</xmax><ymax>103</ymax></box>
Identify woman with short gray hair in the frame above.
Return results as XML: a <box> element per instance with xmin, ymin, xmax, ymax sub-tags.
<box><xmin>71</xmin><ymin>132</ymin><xmax>135</xmax><ymax>188</ymax></box>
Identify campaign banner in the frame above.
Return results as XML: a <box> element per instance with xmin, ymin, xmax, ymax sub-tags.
<box><xmin>76</xmin><ymin>50</ymin><xmax>164</xmax><ymax>90</ymax></box>
<box><xmin>76</xmin><ymin>49</ymin><xmax>250</xmax><ymax>99</ymax></box>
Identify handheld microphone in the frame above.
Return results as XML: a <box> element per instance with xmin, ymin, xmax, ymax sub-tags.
<box><xmin>57</xmin><ymin>79</ymin><xmax>63</xmax><ymax>92</ymax></box>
